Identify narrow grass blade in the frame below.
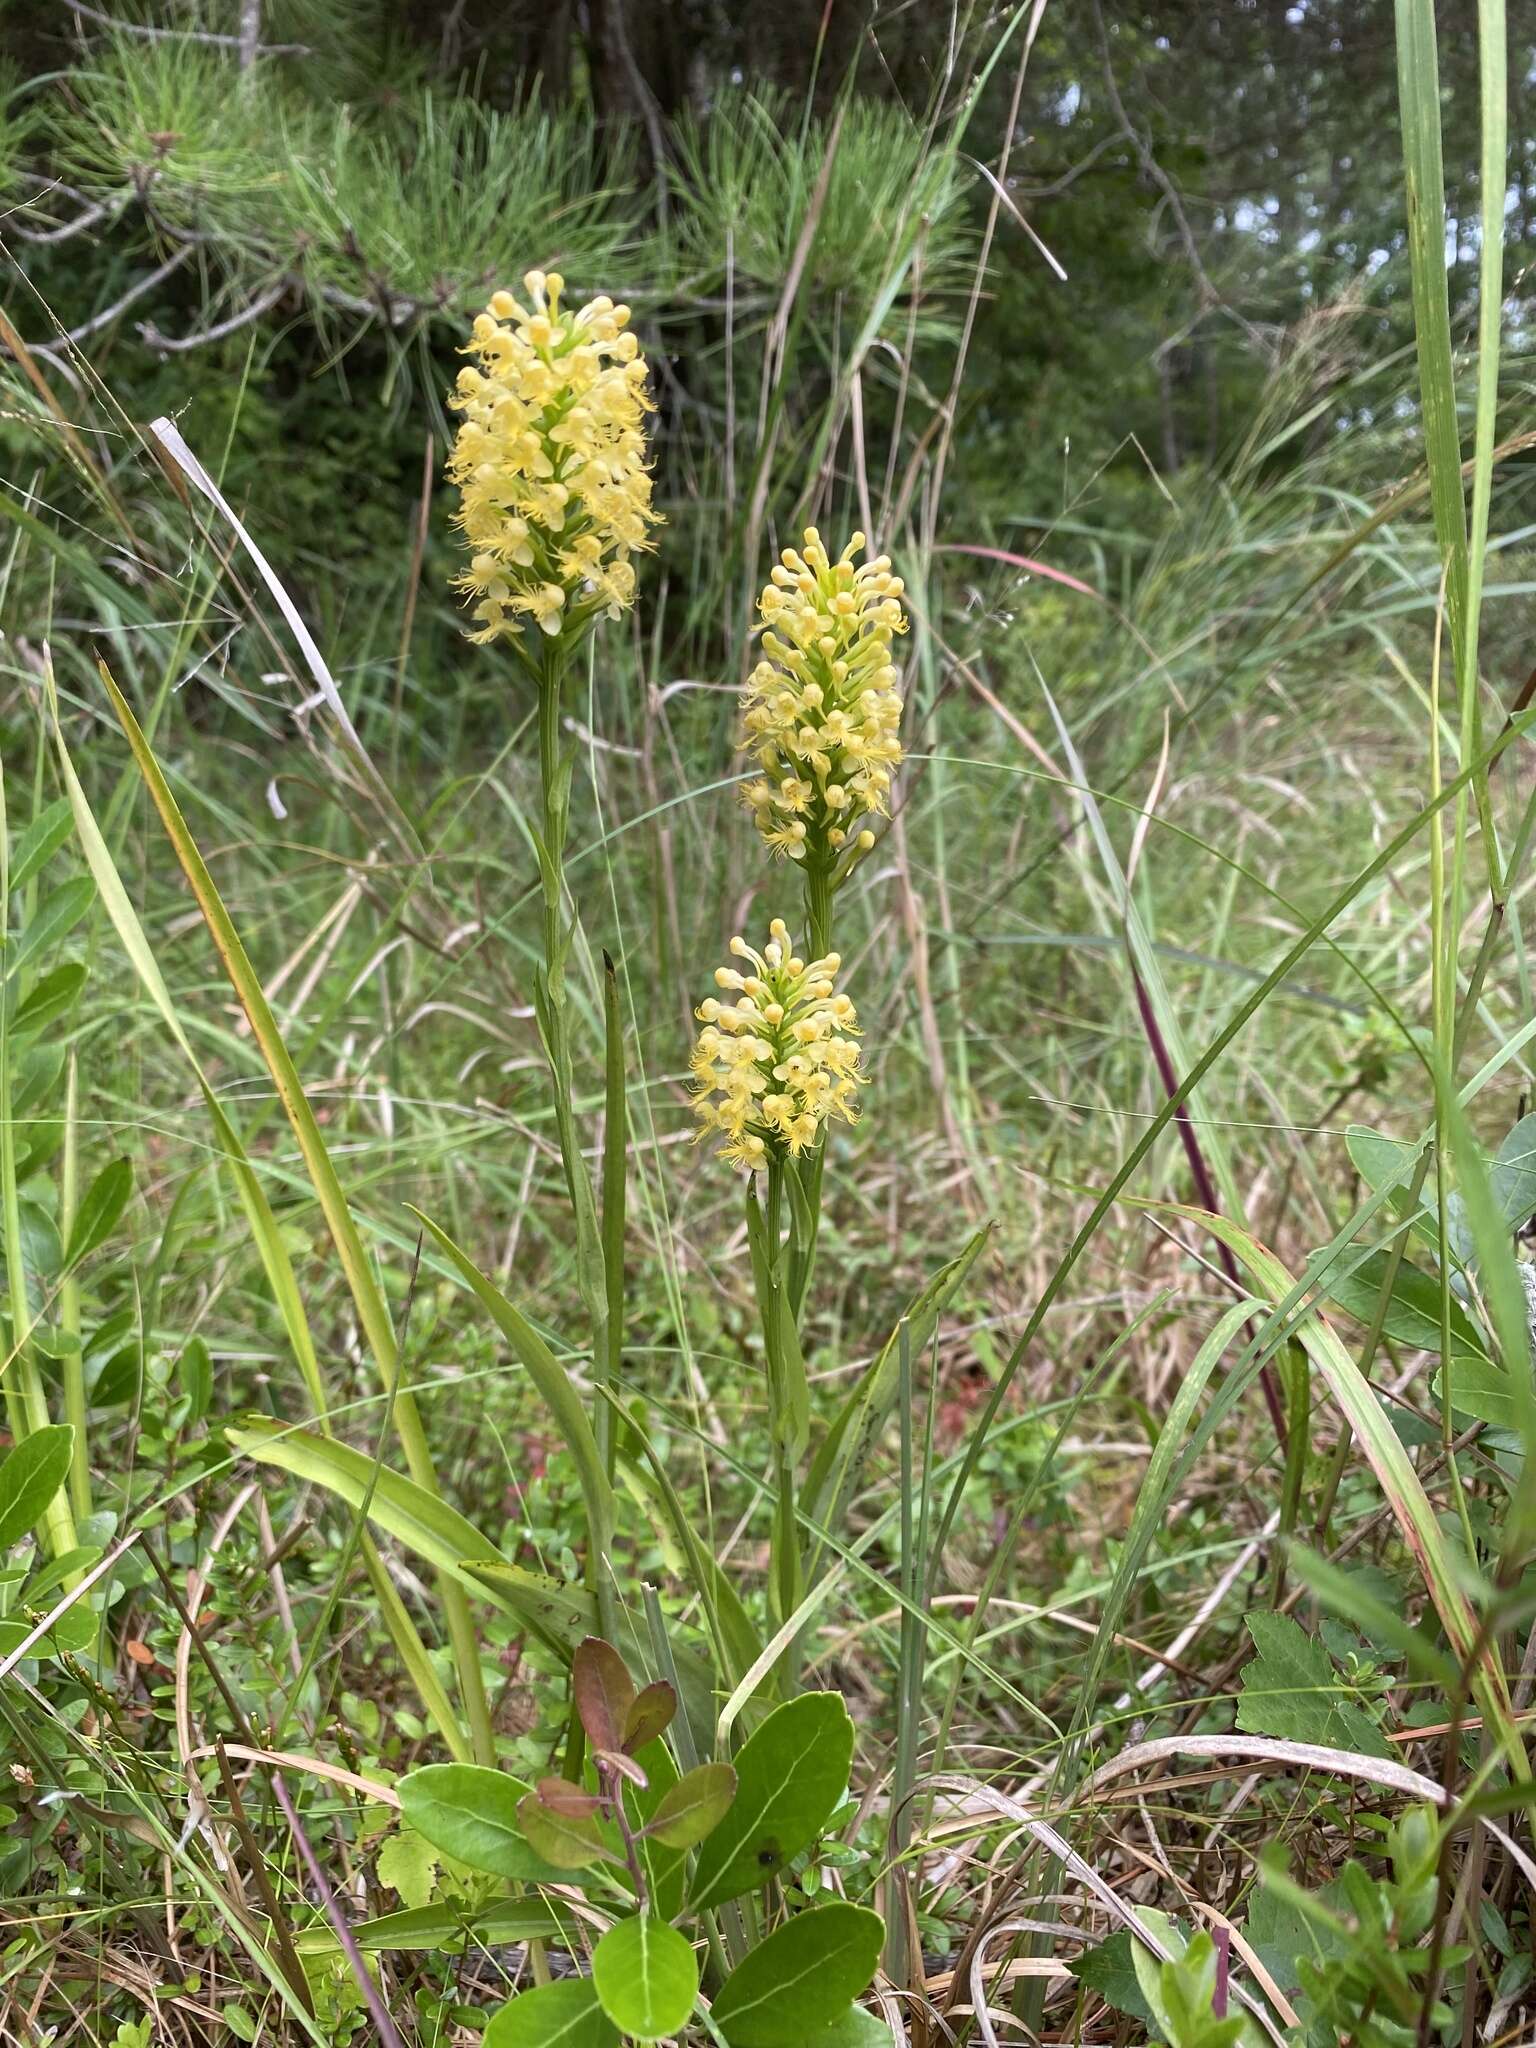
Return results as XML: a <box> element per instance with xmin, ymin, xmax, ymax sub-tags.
<box><xmin>92</xmin><ymin>658</ymin><xmax>493</xmax><ymax>1762</ymax></box>
<box><xmin>1169</xmin><ymin>1205</ymin><xmax>1524</xmax><ymax>1773</ymax></box>
<box><xmin>601</xmin><ymin>949</ymin><xmax>625</xmax><ymax>1476</ymax></box>
<box><xmin>408</xmin><ymin>1205</ymin><xmax>615</xmax><ymax>1568</ymax></box>
<box><xmin>53</xmin><ymin>683</ymin><xmax>470</xmax><ymax>1759</ymax></box>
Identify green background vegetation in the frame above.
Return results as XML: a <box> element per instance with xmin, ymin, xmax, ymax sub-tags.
<box><xmin>2</xmin><ymin>0</ymin><xmax>1536</xmax><ymax>2042</ymax></box>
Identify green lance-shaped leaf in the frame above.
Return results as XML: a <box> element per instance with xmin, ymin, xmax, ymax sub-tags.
<box><xmin>9</xmin><ymin>799</ymin><xmax>72</xmax><ymax>895</ymax></box>
<box><xmin>0</xmin><ymin>1426</ymin><xmax>74</xmax><ymax>1550</ymax></box>
<box><xmin>1166</xmin><ymin>1203</ymin><xmax>1526</xmax><ymax>1774</ymax></box>
<box><xmin>408</xmin><ymin>1207</ymin><xmax>614</xmax><ymax>1563</ymax></box>
<box><xmin>648</xmin><ymin>1762</ymin><xmax>736</xmax><ymax>1850</ymax></box>
<box><xmin>226</xmin><ymin>1418</ymin><xmax>502</xmax><ymax>1589</ymax></box>
<box><xmin>7</xmin><ymin>877</ymin><xmax>93</xmax><ymax>981</ymax></box>
<box><xmin>591</xmin><ymin>1915</ymin><xmax>699</xmax><ymax>2041</ymax></box>
<box><xmin>712</xmin><ymin>1903</ymin><xmax>885</xmax><ymax>2047</ymax></box>
<box><xmin>484</xmin><ymin>1979</ymin><xmax>617</xmax><ymax>2048</ymax></box>
<box><xmin>11</xmin><ymin>962</ymin><xmax>87</xmax><ymax>1039</ymax></box>
<box><xmin>398</xmin><ymin>1764</ymin><xmax>569</xmax><ymax>1884</ymax></box>
<box><xmin>298</xmin><ymin>1896</ymin><xmax>573</xmax><ymax>1957</ymax></box>
<box><xmin>61</xmin><ymin>1157</ymin><xmax>132</xmax><ymax>1274</ymax></box>
<box><xmin>689</xmin><ymin>1693</ymin><xmax>854</xmax><ymax>1909</ymax></box>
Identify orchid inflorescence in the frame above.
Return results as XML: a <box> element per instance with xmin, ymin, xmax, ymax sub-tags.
<box><xmin>448</xmin><ymin>271</ymin><xmax>660</xmax><ymax>653</ymax></box>
<box><xmin>738</xmin><ymin>527</ymin><xmax>906</xmax><ymax>866</ymax></box>
<box><xmin>690</xmin><ymin>919</ymin><xmax>863</xmax><ymax>1171</ymax></box>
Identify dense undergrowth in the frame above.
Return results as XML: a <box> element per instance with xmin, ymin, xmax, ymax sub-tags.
<box><xmin>2</xmin><ymin>4</ymin><xmax>1536</xmax><ymax>2045</ymax></box>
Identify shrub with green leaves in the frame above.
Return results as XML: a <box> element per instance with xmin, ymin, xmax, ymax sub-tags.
<box><xmin>387</xmin><ymin>1639</ymin><xmax>883</xmax><ymax>2048</ymax></box>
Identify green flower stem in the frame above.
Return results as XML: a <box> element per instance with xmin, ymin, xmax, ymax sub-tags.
<box><xmin>763</xmin><ymin>1159</ymin><xmax>802</xmax><ymax>1645</ymax></box>
<box><xmin>534</xmin><ymin>640</ymin><xmax>618</xmax><ymax>1644</ymax></box>
<box><xmin>789</xmin><ymin>855</ymin><xmax>837</xmax><ymax>1319</ymax></box>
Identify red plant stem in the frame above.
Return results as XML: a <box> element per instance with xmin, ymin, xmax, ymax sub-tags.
<box><xmin>271</xmin><ymin>1772</ymin><xmax>409</xmax><ymax>2048</ymax></box>
<box><xmin>1131</xmin><ymin>966</ymin><xmax>1289</xmax><ymax>1450</ymax></box>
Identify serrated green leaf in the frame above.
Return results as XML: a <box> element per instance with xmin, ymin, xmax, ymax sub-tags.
<box><xmin>1236</xmin><ymin>1612</ymin><xmax>1393</xmax><ymax>1759</ymax></box>
<box><xmin>1067</xmin><ymin>1930</ymin><xmax>1155</xmax><ymax>2026</ymax></box>
<box><xmin>713</xmin><ymin>1904</ymin><xmax>883</xmax><ymax>2046</ymax></box>
<box><xmin>592</xmin><ymin>1916</ymin><xmax>698</xmax><ymax>2040</ymax></box>
<box><xmin>689</xmin><ymin>1694</ymin><xmax>853</xmax><ymax>1910</ymax></box>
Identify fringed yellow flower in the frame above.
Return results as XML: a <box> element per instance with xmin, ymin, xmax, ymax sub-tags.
<box><xmin>448</xmin><ymin>271</ymin><xmax>660</xmax><ymax>653</ymax></box>
<box><xmin>691</xmin><ymin>919</ymin><xmax>863</xmax><ymax>1171</ymax></box>
<box><xmin>739</xmin><ymin>529</ymin><xmax>906</xmax><ymax>863</ymax></box>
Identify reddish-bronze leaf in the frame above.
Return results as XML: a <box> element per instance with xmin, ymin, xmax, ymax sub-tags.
<box><xmin>537</xmin><ymin>1775</ymin><xmax>604</xmax><ymax>1818</ymax></box>
<box><xmin>573</xmin><ymin>1636</ymin><xmax>635</xmax><ymax>1753</ymax></box>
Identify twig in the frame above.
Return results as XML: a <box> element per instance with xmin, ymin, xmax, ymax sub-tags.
<box><xmin>138</xmin><ymin>281</ymin><xmax>288</xmax><ymax>354</ymax></box>
<box><xmin>61</xmin><ymin>0</ymin><xmax>310</xmax><ymax>53</ymax></box>
<box><xmin>12</xmin><ymin>193</ymin><xmax>127</xmax><ymax>245</ymax></box>
<box><xmin>269</xmin><ymin>1774</ymin><xmax>410</xmax><ymax>2048</ymax></box>
<box><xmin>32</xmin><ymin>245</ymin><xmax>194</xmax><ymax>348</ymax></box>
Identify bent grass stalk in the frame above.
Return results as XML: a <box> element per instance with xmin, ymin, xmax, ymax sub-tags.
<box><xmin>0</xmin><ymin>756</ymin><xmax>78</xmax><ymax>1563</ymax></box>
<box><xmin>87</xmin><ymin>664</ymin><xmax>494</xmax><ymax>1765</ymax></box>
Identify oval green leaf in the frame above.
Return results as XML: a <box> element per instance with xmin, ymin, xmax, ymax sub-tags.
<box><xmin>591</xmin><ymin>1915</ymin><xmax>699</xmax><ymax>2041</ymax></box>
<box><xmin>689</xmin><ymin>1693</ymin><xmax>854</xmax><ymax>1910</ymax></box>
<box><xmin>649</xmin><ymin>1762</ymin><xmax>736</xmax><ymax>1850</ymax></box>
<box><xmin>713</xmin><ymin>1904</ymin><xmax>884</xmax><ymax>2047</ymax></box>
<box><xmin>398</xmin><ymin>1764</ymin><xmax>566</xmax><ymax>1883</ymax></box>
<box><xmin>517</xmin><ymin>1787</ymin><xmax>609</xmax><ymax>1869</ymax></box>
<box><xmin>0</xmin><ymin>1426</ymin><xmax>74</xmax><ymax>1550</ymax></box>
<box><xmin>485</xmin><ymin>1978</ymin><xmax>617</xmax><ymax>2048</ymax></box>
